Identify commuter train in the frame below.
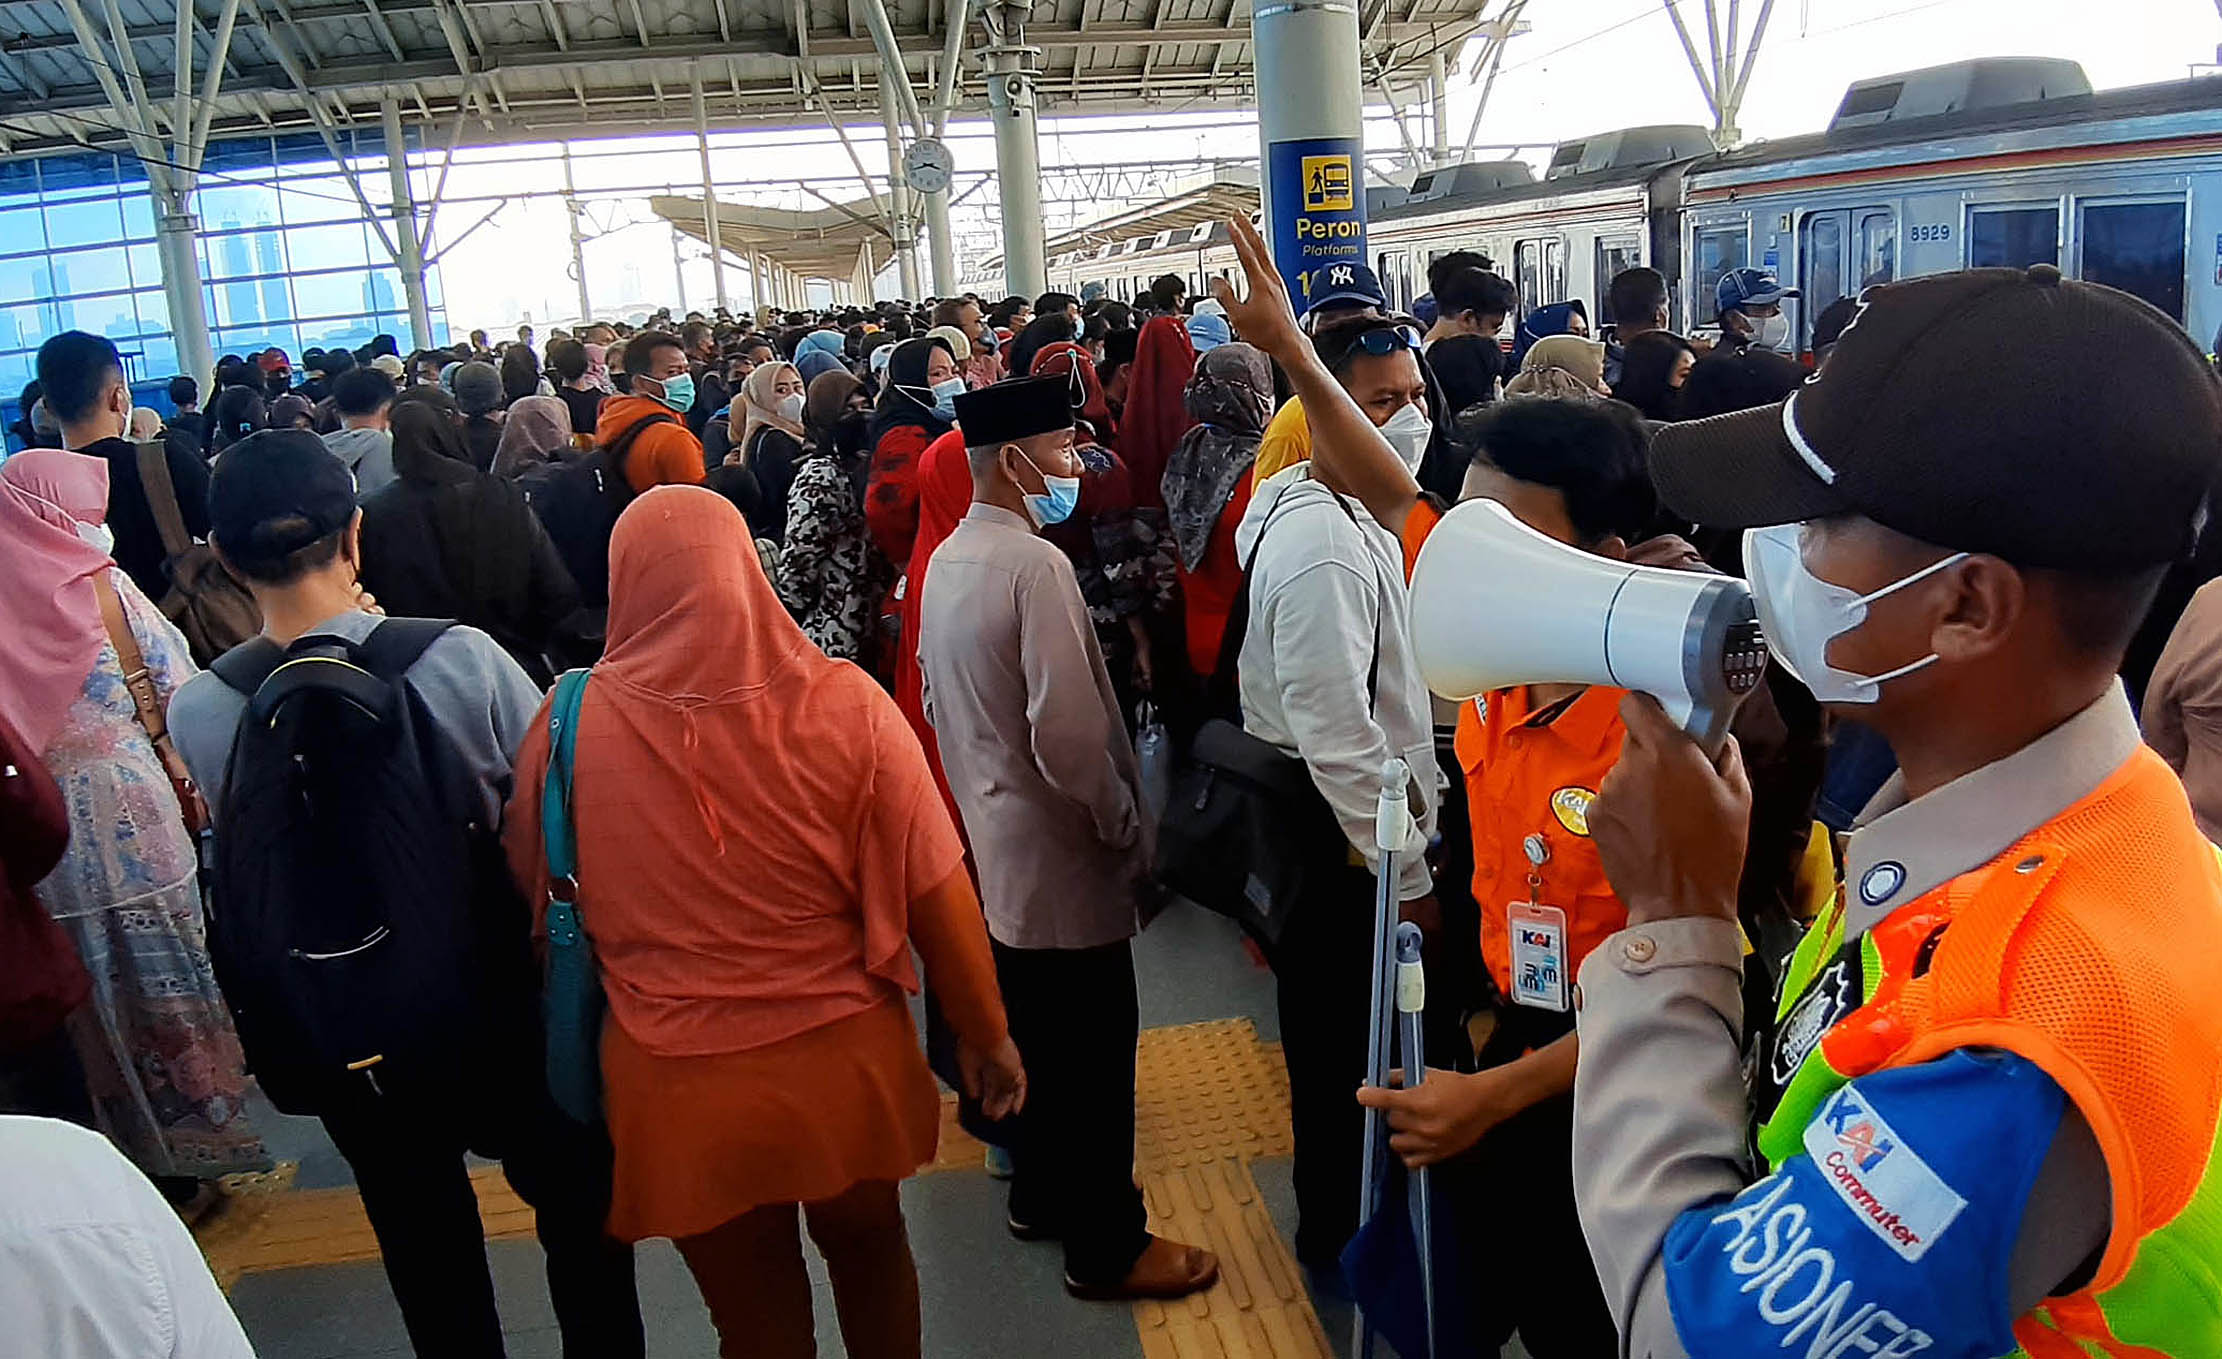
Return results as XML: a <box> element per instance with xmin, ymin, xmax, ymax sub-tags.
<box><xmin>965</xmin><ymin>58</ymin><xmax>2222</xmax><ymax>351</ymax></box>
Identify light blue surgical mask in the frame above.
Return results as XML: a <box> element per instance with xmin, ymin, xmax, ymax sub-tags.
<box><xmin>652</xmin><ymin>372</ymin><xmax>695</xmax><ymax>413</ymax></box>
<box><xmin>1014</xmin><ymin>447</ymin><xmax>1082</xmax><ymax>527</ymax></box>
<box><xmin>929</xmin><ymin>376</ymin><xmax>966</xmax><ymax>421</ymax></box>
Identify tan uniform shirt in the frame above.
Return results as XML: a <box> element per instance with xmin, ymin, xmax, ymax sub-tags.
<box><xmin>2142</xmin><ymin>577</ymin><xmax>2222</xmax><ymax>842</ymax></box>
<box><xmin>918</xmin><ymin>503</ymin><xmax>1147</xmax><ymax>951</ymax></box>
<box><xmin>1571</xmin><ymin>689</ymin><xmax>2127</xmax><ymax>1356</ymax></box>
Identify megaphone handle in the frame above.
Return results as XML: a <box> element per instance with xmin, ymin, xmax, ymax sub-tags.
<box><xmin>1684</xmin><ymin>698</ymin><xmax>1734</xmax><ymax>760</ymax></box>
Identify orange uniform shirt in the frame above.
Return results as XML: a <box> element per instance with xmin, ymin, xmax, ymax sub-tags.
<box><xmin>1402</xmin><ymin>498</ymin><xmax>1631</xmax><ymax>1004</ymax></box>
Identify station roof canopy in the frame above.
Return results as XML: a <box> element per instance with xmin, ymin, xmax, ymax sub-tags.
<box><xmin>0</xmin><ymin>0</ymin><xmax>1497</xmax><ymax>159</ymax></box>
<box><xmin>653</xmin><ymin>191</ymin><xmax>892</xmax><ymax>282</ymax></box>
<box><xmin>1037</xmin><ymin>167</ymin><xmax>1258</xmax><ymax>258</ymax></box>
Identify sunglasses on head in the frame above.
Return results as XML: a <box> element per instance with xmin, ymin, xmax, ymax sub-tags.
<box><xmin>1344</xmin><ymin>324</ymin><xmax>1424</xmax><ymax>357</ymax></box>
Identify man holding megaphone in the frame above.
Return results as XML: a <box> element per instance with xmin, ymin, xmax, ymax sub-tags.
<box><xmin>1215</xmin><ymin>223</ymin><xmax>2222</xmax><ymax>1358</ymax></box>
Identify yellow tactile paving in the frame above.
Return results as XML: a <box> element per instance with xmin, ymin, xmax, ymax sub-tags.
<box><xmin>196</xmin><ymin>1018</ymin><xmax>1328</xmax><ymax>1359</ymax></box>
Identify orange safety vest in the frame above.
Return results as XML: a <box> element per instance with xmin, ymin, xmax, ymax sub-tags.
<box><xmin>1754</xmin><ymin>745</ymin><xmax>2222</xmax><ymax>1357</ymax></box>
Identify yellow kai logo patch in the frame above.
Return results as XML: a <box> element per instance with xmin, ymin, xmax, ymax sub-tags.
<box><xmin>1550</xmin><ymin>786</ymin><xmax>1597</xmax><ymax>837</ymax></box>
<box><xmin>1301</xmin><ymin>155</ymin><xmax>1354</xmax><ymax>212</ymax></box>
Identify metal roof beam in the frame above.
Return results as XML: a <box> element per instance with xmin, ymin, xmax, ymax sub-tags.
<box><xmin>360</xmin><ymin>0</ymin><xmax>407</xmax><ymax>59</ymax></box>
<box><xmin>538</xmin><ymin>0</ymin><xmax>570</xmax><ymax>49</ymax></box>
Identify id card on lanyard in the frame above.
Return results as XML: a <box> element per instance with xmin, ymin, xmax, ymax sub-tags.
<box><xmin>1509</xmin><ymin>901</ymin><xmax>1570</xmax><ymax>1011</ymax></box>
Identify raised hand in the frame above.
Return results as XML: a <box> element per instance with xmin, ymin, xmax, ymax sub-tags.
<box><xmin>1210</xmin><ymin>214</ymin><xmax>1308</xmax><ymax>367</ymax></box>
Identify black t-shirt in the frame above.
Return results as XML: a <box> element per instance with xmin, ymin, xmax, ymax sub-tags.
<box><xmin>557</xmin><ymin>385</ymin><xmax>604</xmax><ymax>435</ymax></box>
<box><xmin>86</xmin><ymin>436</ymin><xmax>212</xmax><ymax>601</ymax></box>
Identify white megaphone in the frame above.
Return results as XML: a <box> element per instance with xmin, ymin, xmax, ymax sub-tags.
<box><xmin>1408</xmin><ymin>498</ymin><xmax>1769</xmax><ymax>754</ymax></box>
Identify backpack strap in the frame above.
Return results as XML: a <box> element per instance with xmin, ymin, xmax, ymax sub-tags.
<box><xmin>210</xmin><ymin>636</ymin><xmax>287</xmax><ymax>696</ymax></box>
<box><xmin>603</xmin><ymin>411</ymin><xmax>678</xmax><ymax>486</ymax></box>
<box><xmin>349</xmin><ymin>618</ymin><xmax>457</xmax><ymax>681</ymax></box>
<box><xmin>134</xmin><ymin>441</ymin><xmax>193</xmax><ymax>561</ymax></box>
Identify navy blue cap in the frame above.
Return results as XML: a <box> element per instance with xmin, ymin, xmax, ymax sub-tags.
<box><xmin>1716</xmin><ymin>266</ymin><xmax>1798</xmax><ymax>314</ymax></box>
<box><xmin>1304</xmin><ymin>261</ymin><xmax>1385</xmax><ymax>315</ymax></box>
<box><xmin>208</xmin><ymin>428</ymin><xmax>358</xmax><ymax>567</ymax></box>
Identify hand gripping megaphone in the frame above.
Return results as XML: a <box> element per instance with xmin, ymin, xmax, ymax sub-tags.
<box><xmin>1408</xmin><ymin>498</ymin><xmax>1770</xmax><ymax>754</ymax></box>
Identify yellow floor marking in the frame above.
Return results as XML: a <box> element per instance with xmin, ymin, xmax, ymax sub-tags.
<box><xmin>196</xmin><ymin>1019</ymin><xmax>1328</xmax><ymax>1358</ymax></box>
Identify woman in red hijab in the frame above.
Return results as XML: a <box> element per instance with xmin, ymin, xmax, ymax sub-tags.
<box><xmin>892</xmin><ymin>428</ymin><xmax>977</xmax><ymax>829</ymax></box>
<box><xmin>1113</xmin><ymin>314</ymin><xmax>1199</xmax><ymax>510</ymax></box>
<box><xmin>505</xmin><ymin>486</ymin><xmax>1023</xmax><ymax>1359</ymax></box>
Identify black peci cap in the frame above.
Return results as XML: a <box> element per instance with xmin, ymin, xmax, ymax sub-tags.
<box><xmin>954</xmin><ymin>374</ymin><xmax>1075</xmax><ymax>447</ymax></box>
<box><xmin>209</xmin><ymin>428</ymin><xmax>359</xmax><ymax>566</ymax></box>
<box><xmin>1649</xmin><ymin>265</ymin><xmax>2222</xmax><ymax>571</ymax></box>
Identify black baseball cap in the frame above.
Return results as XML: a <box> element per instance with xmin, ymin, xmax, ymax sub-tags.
<box><xmin>1650</xmin><ymin>265</ymin><xmax>2222</xmax><ymax>570</ymax></box>
<box><xmin>209</xmin><ymin>428</ymin><xmax>359</xmax><ymax>568</ymax></box>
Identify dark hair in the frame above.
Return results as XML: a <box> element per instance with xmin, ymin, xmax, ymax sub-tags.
<box><xmin>223</xmin><ymin>524</ymin><xmax>345</xmax><ymax>586</ymax></box>
<box><xmin>1098</xmin><ymin>300</ymin><xmax>1133</xmax><ymax>332</ymax></box>
<box><xmin>1099</xmin><ymin>325</ymin><xmax>1139</xmax><ymax>374</ymax></box>
<box><xmin>776</xmin><ymin>327</ymin><xmax>811</xmax><ymax>360</ymax></box>
<box><xmin>987</xmin><ymin>298</ymin><xmax>1025</xmax><ymax>329</ymax></box>
<box><xmin>2043</xmin><ymin>564</ymin><xmax>2172</xmax><ymax>658</ymax></box>
<box><xmin>499</xmin><ymin>345</ymin><xmax>540</xmax><ymax>404</ymax></box>
<box><xmin>35</xmin><ymin>331</ymin><xmax>124</xmax><ymax>423</ymax></box>
<box><xmin>679</xmin><ymin>320</ymin><xmax>714</xmax><ymax>352</ymax></box>
<box><xmin>1678</xmin><ymin>348</ymin><xmax>1806</xmax><ymax>421</ymax></box>
<box><xmin>330</xmin><ymin>367</ymin><xmax>397</xmax><ymax>417</ymax></box>
<box><xmin>1035</xmin><ymin>291</ymin><xmax>1079</xmax><ymax>316</ymax></box>
<box><xmin>547</xmin><ymin>337</ymin><xmax>589</xmax><ymax>382</ymax></box>
<box><xmin>1607</xmin><ymin>267</ymin><xmax>1670</xmax><ymax>329</ymax></box>
<box><xmin>167</xmin><ymin>374</ymin><xmax>198</xmax><ymax>407</ymax></box>
<box><xmin>1811</xmin><ymin>295</ymin><xmax>1860</xmax><ymax>352</ymax></box>
<box><xmin>738</xmin><ymin>335</ymin><xmax>776</xmax><ymax>361</ymax></box>
<box><xmin>622</xmin><ymin>330</ymin><xmax>685</xmax><ymax>385</ymax></box>
<box><xmin>1426</xmin><ymin>250</ymin><xmax>1493</xmax><ymax>298</ymax></box>
<box><xmin>1437</xmin><ymin>268</ymin><xmax>1519</xmax><ymax>325</ymax></box>
<box><xmin>1611</xmin><ymin>330</ymin><xmax>1696</xmax><ymax>422</ymax></box>
<box><xmin>1461</xmin><ymin>396</ymin><xmax>1656</xmax><ymax>545</ymax></box>
<box><xmin>322</xmin><ymin>348</ymin><xmax>356</xmax><ymax>378</ymax></box>
<box><xmin>1149</xmin><ymin>274</ymin><xmax>1187</xmax><ymax>312</ymax></box>
<box><xmin>931</xmin><ymin>298</ymin><xmax>975</xmax><ymax>329</ymax></box>
<box><xmin>1007</xmin><ymin>312</ymin><xmax>1078</xmax><ymax>378</ymax></box>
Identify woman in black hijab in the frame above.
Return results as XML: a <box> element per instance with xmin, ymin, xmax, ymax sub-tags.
<box><xmin>1611</xmin><ymin>330</ymin><xmax>1696</xmax><ymax>422</ymax></box>
<box><xmin>357</xmin><ymin>386</ymin><xmax>582</xmax><ymax>682</ymax></box>
<box><xmin>863</xmin><ymin>335</ymin><xmax>961</xmax><ymax>567</ymax></box>
<box><xmin>1005</xmin><ymin>312</ymin><xmax>1079</xmax><ymax>381</ymax></box>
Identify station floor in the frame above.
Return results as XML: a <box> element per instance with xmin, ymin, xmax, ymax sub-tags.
<box><xmin>194</xmin><ymin>902</ymin><xmax>1396</xmax><ymax>1359</ymax></box>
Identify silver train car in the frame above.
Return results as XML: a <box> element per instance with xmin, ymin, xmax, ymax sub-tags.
<box><xmin>969</xmin><ymin>58</ymin><xmax>2222</xmax><ymax>350</ymax></box>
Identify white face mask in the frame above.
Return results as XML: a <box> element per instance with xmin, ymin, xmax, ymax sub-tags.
<box><xmin>1752</xmin><ymin>312</ymin><xmax>1792</xmax><ymax>351</ymax></box>
<box><xmin>1742</xmin><ymin>523</ymin><xmax>1968</xmax><ymax>705</ymax></box>
<box><xmin>776</xmin><ymin>392</ymin><xmax>805</xmax><ymax>423</ymax></box>
<box><xmin>1379</xmin><ymin>401</ymin><xmax>1432</xmax><ymax>473</ymax></box>
<box><xmin>78</xmin><ymin>519</ymin><xmax>115</xmax><ymax>555</ymax></box>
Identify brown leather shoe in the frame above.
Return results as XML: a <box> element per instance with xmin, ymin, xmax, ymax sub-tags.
<box><xmin>1064</xmin><ymin>1235</ymin><xmax>1220</xmax><ymax>1301</ymax></box>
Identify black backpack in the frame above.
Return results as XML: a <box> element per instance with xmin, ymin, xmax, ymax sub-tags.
<box><xmin>522</xmin><ymin>412</ymin><xmax>678</xmax><ymax>606</ymax></box>
<box><xmin>207</xmin><ymin>620</ymin><xmax>503</xmax><ymax>1113</ymax></box>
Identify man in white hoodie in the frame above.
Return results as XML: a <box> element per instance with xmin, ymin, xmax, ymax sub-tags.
<box><xmin>1232</xmin><ymin>312</ymin><xmax>1443</xmax><ymax>1285</ymax></box>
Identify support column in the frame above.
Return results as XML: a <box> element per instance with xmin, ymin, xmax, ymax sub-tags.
<box><xmin>381</xmin><ymin>99</ymin><xmax>435</xmax><ymax>350</ymax></box>
<box><xmin>562</xmin><ymin>148</ymin><xmax>593</xmax><ymax>325</ymax></box>
<box><xmin>881</xmin><ymin>64</ymin><xmax>923</xmax><ymax>300</ymax></box>
<box><xmin>1253</xmin><ymin>0</ymin><xmax>1366</xmax><ymax>306</ymax></box>
<box><xmin>692</xmin><ymin>80</ymin><xmax>729</xmax><ymax>310</ymax></box>
<box><xmin>923</xmin><ymin>185</ymin><xmax>956</xmax><ymax>299</ymax></box>
<box><xmin>982</xmin><ymin>0</ymin><xmax>1045</xmax><ymax>297</ymax></box>
<box><xmin>1429</xmin><ymin>52</ymin><xmax>1449</xmax><ymax>168</ymax></box>
<box><xmin>671</xmin><ymin>226</ymin><xmax>689</xmax><ymax>313</ymax></box>
<box><xmin>152</xmin><ymin>182</ymin><xmax>215</xmax><ymax>389</ymax></box>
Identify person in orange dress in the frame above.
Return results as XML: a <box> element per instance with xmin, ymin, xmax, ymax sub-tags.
<box><xmin>504</xmin><ymin>485</ymin><xmax>1024</xmax><ymax>1359</ymax></box>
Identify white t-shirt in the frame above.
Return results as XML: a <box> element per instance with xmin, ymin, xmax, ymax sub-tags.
<box><xmin>0</xmin><ymin>1116</ymin><xmax>256</xmax><ymax>1357</ymax></box>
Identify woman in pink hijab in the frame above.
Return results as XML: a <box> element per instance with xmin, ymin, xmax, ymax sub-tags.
<box><xmin>0</xmin><ymin>449</ymin><xmax>264</xmax><ymax>1188</ymax></box>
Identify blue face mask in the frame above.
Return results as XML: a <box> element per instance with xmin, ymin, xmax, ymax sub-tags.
<box><xmin>906</xmin><ymin>376</ymin><xmax>967</xmax><ymax>422</ymax></box>
<box><xmin>652</xmin><ymin>372</ymin><xmax>695</xmax><ymax>412</ymax></box>
<box><xmin>1014</xmin><ymin>447</ymin><xmax>1082</xmax><ymax>527</ymax></box>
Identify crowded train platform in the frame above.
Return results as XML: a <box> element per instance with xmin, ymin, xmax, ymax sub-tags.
<box><xmin>10</xmin><ymin>3</ymin><xmax>2222</xmax><ymax>1357</ymax></box>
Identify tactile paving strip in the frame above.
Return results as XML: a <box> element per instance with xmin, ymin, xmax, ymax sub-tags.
<box><xmin>198</xmin><ymin>1019</ymin><xmax>1328</xmax><ymax>1359</ymax></box>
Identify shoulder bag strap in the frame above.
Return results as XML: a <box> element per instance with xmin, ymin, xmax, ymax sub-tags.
<box><xmin>93</xmin><ymin>572</ymin><xmax>205</xmax><ymax>829</ymax></box>
<box><xmin>134</xmin><ymin>442</ymin><xmax>193</xmax><ymax>561</ymax></box>
<box><xmin>542</xmin><ymin>668</ymin><xmax>590</xmax><ymax>900</ymax></box>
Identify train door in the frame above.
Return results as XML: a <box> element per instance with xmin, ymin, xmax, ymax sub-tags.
<box><xmin>1514</xmin><ymin>237</ymin><xmax>1566</xmax><ymax>313</ymax></box>
<box><xmin>1796</xmin><ymin>207</ymin><xmax>1896</xmax><ymax>349</ymax></box>
<box><xmin>1687</xmin><ymin>219</ymin><xmax>1749</xmax><ymax>332</ymax></box>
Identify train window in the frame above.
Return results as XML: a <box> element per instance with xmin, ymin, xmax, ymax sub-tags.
<box><xmin>1377</xmin><ymin>252</ymin><xmax>1400</xmax><ymax>309</ymax></box>
<box><xmin>1594</xmin><ymin>237</ymin><xmax>1642</xmax><ymax>322</ymax></box>
<box><xmin>1514</xmin><ymin>239</ymin><xmax>1565</xmax><ymax>312</ymax></box>
<box><xmin>1691</xmin><ymin>224</ymin><xmax>1748</xmax><ymax>326</ymax></box>
<box><xmin>1801</xmin><ymin>214</ymin><xmax>1846</xmax><ymax>341</ymax></box>
<box><xmin>1968</xmin><ymin>207</ymin><xmax>2059</xmax><ymax>270</ymax></box>
<box><xmin>2079</xmin><ymin>200</ymin><xmax>2186</xmax><ymax>321</ymax></box>
<box><xmin>1856</xmin><ymin>210</ymin><xmax>1897</xmax><ymax>289</ymax></box>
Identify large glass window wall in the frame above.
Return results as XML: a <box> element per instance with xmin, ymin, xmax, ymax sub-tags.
<box><xmin>0</xmin><ymin>133</ymin><xmax>447</xmax><ymax>396</ymax></box>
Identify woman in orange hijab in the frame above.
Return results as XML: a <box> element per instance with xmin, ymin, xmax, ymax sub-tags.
<box><xmin>505</xmin><ymin>486</ymin><xmax>1023</xmax><ymax>1359</ymax></box>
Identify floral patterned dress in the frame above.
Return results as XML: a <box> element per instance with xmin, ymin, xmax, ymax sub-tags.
<box><xmin>34</xmin><ymin>568</ymin><xmax>265</xmax><ymax>1178</ymax></box>
<box><xmin>780</xmin><ymin>446</ymin><xmax>892</xmax><ymax>666</ymax></box>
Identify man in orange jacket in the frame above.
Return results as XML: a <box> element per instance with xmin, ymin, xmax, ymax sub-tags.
<box><xmin>595</xmin><ymin>329</ymin><xmax>709</xmax><ymax>492</ymax></box>
<box><xmin>1216</xmin><ymin>211</ymin><xmax>2222</xmax><ymax>1357</ymax></box>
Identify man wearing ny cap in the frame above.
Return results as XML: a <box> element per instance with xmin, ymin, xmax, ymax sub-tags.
<box><xmin>1715</xmin><ymin>265</ymin><xmax>1798</xmax><ymax>354</ymax></box>
<box><xmin>1566</xmin><ymin>264</ymin><xmax>2222</xmax><ymax>1357</ymax></box>
<box><xmin>917</xmin><ymin>376</ymin><xmax>1219</xmax><ymax>1304</ymax></box>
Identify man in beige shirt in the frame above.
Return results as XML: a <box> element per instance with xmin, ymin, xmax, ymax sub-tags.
<box><xmin>917</xmin><ymin>375</ymin><xmax>1216</xmax><ymax>1304</ymax></box>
